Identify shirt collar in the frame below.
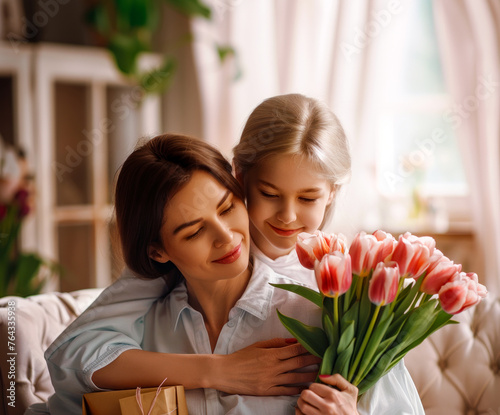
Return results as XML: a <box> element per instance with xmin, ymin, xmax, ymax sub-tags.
<box><xmin>169</xmin><ymin>256</ymin><xmax>279</xmax><ymax>330</ymax></box>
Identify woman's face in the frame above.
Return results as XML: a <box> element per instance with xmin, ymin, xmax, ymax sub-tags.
<box><xmin>245</xmin><ymin>154</ymin><xmax>334</xmax><ymax>260</ymax></box>
<box><xmin>150</xmin><ymin>170</ymin><xmax>251</xmax><ymax>283</ymax></box>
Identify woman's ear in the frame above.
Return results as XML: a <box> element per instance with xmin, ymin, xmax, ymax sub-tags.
<box><xmin>147</xmin><ymin>243</ymin><xmax>170</xmax><ymax>264</ymax></box>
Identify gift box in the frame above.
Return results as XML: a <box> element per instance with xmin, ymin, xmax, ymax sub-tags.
<box><xmin>82</xmin><ymin>385</ymin><xmax>188</xmax><ymax>415</ymax></box>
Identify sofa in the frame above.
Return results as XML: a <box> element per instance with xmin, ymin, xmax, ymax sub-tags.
<box><xmin>1</xmin><ymin>289</ymin><xmax>499</xmax><ymax>415</ymax></box>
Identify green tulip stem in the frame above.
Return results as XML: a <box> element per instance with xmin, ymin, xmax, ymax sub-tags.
<box><xmin>355</xmin><ymin>276</ymin><xmax>364</xmax><ymax>300</ymax></box>
<box><xmin>348</xmin><ymin>304</ymin><xmax>381</xmax><ymax>382</ymax></box>
<box><xmin>333</xmin><ymin>295</ymin><xmax>339</xmax><ymax>335</ymax></box>
<box><xmin>388</xmin><ymin>278</ymin><xmax>406</xmax><ymax>314</ymax></box>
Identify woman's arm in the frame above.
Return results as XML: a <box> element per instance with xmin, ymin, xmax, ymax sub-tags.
<box><xmin>93</xmin><ymin>339</ymin><xmax>321</xmax><ymax>396</ymax></box>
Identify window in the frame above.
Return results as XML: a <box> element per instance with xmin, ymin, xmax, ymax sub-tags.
<box><xmin>373</xmin><ymin>0</ymin><xmax>469</xmax><ymax>232</ymax></box>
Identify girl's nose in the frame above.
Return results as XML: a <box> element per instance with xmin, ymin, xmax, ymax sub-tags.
<box><xmin>276</xmin><ymin>201</ymin><xmax>297</xmax><ymax>224</ymax></box>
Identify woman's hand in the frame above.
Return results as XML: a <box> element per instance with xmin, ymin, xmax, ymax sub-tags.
<box><xmin>295</xmin><ymin>374</ymin><xmax>359</xmax><ymax>415</ymax></box>
<box><xmin>210</xmin><ymin>338</ymin><xmax>321</xmax><ymax>396</ymax></box>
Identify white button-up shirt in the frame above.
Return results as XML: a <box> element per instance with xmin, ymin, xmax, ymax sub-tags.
<box><xmin>142</xmin><ymin>257</ymin><xmax>321</xmax><ymax>415</ymax></box>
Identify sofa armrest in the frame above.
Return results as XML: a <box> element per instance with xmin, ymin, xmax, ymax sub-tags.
<box><xmin>0</xmin><ymin>289</ymin><xmax>102</xmax><ymax>415</ymax></box>
<box><xmin>406</xmin><ymin>295</ymin><xmax>500</xmax><ymax>415</ymax></box>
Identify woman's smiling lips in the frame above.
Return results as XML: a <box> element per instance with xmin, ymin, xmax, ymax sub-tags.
<box><xmin>268</xmin><ymin>223</ymin><xmax>302</xmax><ymax>237</ymax></box>
<box><xmin>213</xmin><ymin>243</ymin><xmax>242</xmax><ymax>264</ymax></box>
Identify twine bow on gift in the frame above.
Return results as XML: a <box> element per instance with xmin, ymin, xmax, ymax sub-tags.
<box><xmin>135</xmin><ymin>378</ymin><xmax>177</xmax><ymax>415</ymax></box>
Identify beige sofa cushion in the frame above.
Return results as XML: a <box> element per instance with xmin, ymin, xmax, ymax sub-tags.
<box><xmin>0</xmin><ymin>289</ymin><xmax>102</xmax><ymax>415</ymax></box>
<box><xmin>406</xmin><ymin>295</ymin><xmax>500</xmax><ymax>415</ymax></box>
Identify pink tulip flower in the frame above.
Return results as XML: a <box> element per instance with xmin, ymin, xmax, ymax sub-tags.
<box><xmin>314</xmin><ymin>252</ymin><xmax>352</xmax><ymax>298</ymax></box>
<box><xmin>350</xmin><ymin>232</ymin><xmax>378</xmax><ymax>277</ymax></box>
<box><xmin>420</xmin><ymin>251</ymin><xmax>462</xmax><ymax>295</ymax></box>
<box><xmin>368</xmin><ymin>262</ymin><xmax>400</xmax><ymax>305</ymax></box>
<box><xmin>391</xmin><ymin>233</ymin><xmax>433</xmax><ymax>279</ymax></box>
<box><xmin>438</xmin><ymin>272</ymin><xmax>487</xmax><ymax>314</ymax></box>
<box><xmin>372</xmin><ymin>230</ymin><xmax>397</xmax><ymax>264</ymax></box>
<box><xmin>296</xmin><ymin>231</ymin><xmax>346</xmax><ymax>270</ymax></box>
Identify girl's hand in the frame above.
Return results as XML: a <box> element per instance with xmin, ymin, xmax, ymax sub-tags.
<box><xmin>212</xmin><ymin>338</ymin><xmax>321</xmax><ymax>396</ymax></box>
<box><xmin>295</xmin><ymin>374</ymin><xmax>359</xmax><ymax>415</ymax></box>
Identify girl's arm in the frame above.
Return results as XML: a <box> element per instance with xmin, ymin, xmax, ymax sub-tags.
<box><xmin>92</xmin><ymin>340</ymin><xmax>320</xmax><ymax>396</ymax></box>
<box><xmin>46</xmin><ymin>269</ymin><xmax>320</xmax><ymax>402</ymax></box>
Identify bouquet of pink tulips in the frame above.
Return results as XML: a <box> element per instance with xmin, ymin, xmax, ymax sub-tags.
<box><xmin>272</xmin><ymin>230</ymin><xmax>488</xmax><ymax>395</ymax></box>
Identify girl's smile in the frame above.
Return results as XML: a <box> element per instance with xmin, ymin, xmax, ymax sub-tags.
<box><xmin>268</xmin><ymin>224</ymin><xmax>304</xmax><ymax>237</ymax></box>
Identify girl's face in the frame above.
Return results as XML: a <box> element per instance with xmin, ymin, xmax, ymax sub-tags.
<box><xmin>245</xmin><ymin>154</ymin><xmax>334</xmax><ymax>260</ymax></box>
<box><xmin>149</xmin><ymin>170</ymin><xmax>251</xmax><ymax>284</ymax></box>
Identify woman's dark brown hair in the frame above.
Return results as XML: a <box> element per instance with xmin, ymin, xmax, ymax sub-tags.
<box><xmin>114</xmin><ymin>133</ymin><xmax>244</xmax><ymax>279</ymax></box>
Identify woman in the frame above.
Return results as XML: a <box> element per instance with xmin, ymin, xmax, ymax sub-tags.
<box><xmin>39</xmin><ymin>134</ymin><xmax>329</xmax><ymax>415</ymax></box>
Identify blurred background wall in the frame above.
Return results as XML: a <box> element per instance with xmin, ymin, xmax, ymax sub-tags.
<box><xmin>0</xmin><ymin>0</ymin><xmax>498</xmax><ymax>295</ymax></box>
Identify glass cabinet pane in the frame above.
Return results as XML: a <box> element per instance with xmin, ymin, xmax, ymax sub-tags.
<box><xmin>54</xmin><ymin>82</ymin><xmax>93</xmax><ymax>206</ymax></box>
<box><xmin>58</xmin><ymin>223</ymin><xmax>95</xmax><ymax>291</ymax></box>
<box><xmin>0</xmin><ymin>76</ymin><xmax>15</xmax><ymax>145</ymax></box>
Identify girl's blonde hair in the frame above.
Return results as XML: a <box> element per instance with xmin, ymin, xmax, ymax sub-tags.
<box><xmin>233</xmin><ymin>93</ymin><xmax>351</xmax><ymax>228</ymax></box>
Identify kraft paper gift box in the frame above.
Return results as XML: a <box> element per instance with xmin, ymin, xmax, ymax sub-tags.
<box><xmin>82</xmin><ymin>385</ymin><xmax>188</xmax><ymax>415</ymax></box>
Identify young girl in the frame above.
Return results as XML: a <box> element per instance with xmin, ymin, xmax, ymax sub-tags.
<box><xmin>37</xmin><ymin>95</ymin><xmax>423</xmax><ymax>414</ymax></box>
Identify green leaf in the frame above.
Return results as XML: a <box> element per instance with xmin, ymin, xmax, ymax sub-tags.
<box><xmin>340</xmin><ymin>300</ymin><xmax>359</xmax><ymax>334</ymax></box>
<box><xmin>391</xmin><ymin>310</ymin><xmax>457</xmax><ymax>363</ymax></box>
<box><xmin>393</xmin><ymin>299</ymin><xmax>440</xmax><ymax>355</ymax></box>
<box><xmin>338</xmin><ymin>320</ymin><xmax>355</xmax><ymax>353</ymax></box>
<box><xmin>129</xmin><ymin>0</ymin><xmax>158</xmax><ymax>28</ymax></box>
<box><xmin>276</xmin><ymin>309</ymin><xmax>328</xmax><ymax>358</ymax></box>
<box><xmin>85</xmin><ymin>4</ymin><xmax>111</xmax><ymax>36</ymax></box>
<box><xmin>319</xmin><ymin>343</ymin><xmax>337</xmax><ymax>376</ymax></box>
<box><xmin>164</xmin><ymin>0</ymin><xmax>211</xmax><ymax>18</ymax></box>
<box><xmin>12</xmin><ymin>253</ymin><xmax>44</xmax><ymax>297</ymax></box>
<box><xmin>356</xmin><ymin>346</ymin><xmax>400</xmax><ymax>395</ymax></box>
<box><xmin>393</xmin><ymin>276</ymin><xmax>424</xmax><ymax>318</ymax></box>
<box><xmin>344</xmin><ymin>274</ymin><xmax>359</xmax><ymax>312</ymax></box>
<box><xmin>140</xmin><ymin>57</ymin><xmax>177</xmax><ymax>94</ymax></box>
<box><xmin>270</xmin><ymin>283</ymin><xmax>322</xmax><ymax>307</ymax></box>
<box><xmin>322</xmin><ymin>310</ymin><xmax>335</xmax><ymax>345</ymax></box>
<box><xmin>108</xmin><ymin>34</ymin><xmax>149</xmax><ymax>74</ymax></box>
<box><xmin>333</xmin><ymin>337</ymin><xmax>355</xmax><ymax>379</ymax></box>
<box><xmin>353</xmin><ymin>279</ymin><xmax>373</xmax><ymax>358</ymax></box>
<box><xmin>353</xmin><ymin>314</ymin><xmax>394</xmax><ymax>384</ymax></box>
<box><xmin>217</xmin><ymin>45</ymin><xmax>235</xmax><ymax>63</ymax></box>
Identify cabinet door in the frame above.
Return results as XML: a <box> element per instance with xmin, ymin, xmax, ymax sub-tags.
<box><xmin>33</xmin><ymin>44</ymin><xmax>161</xmax><ymax>291</ymax></box>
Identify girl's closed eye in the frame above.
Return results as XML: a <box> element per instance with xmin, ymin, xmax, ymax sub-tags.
<box><xmin>299</xmin><ymin>197</ymin><xmax>318</xmax><ymax>203</ymax></box>
<box><xmin>260</xmin><ymin>190</ymin><xmax>278</xmax><ymax>198</ymax></box>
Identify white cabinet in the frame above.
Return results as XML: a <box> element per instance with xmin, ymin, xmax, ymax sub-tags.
<box><xmin>0</xmin><ymin>41</ymin><xmax>162</xmax><ymax>291</ymax></box>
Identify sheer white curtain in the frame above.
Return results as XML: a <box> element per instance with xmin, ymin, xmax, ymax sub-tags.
<box><xmin>433</xmin><ymin>0</ymin><xmax>500</xmax><ymax>294</ymax></box>
<box><xmin>191</xmin><ymin>0</ymin><xmax>377</xmax><ymax>238</ymax></box>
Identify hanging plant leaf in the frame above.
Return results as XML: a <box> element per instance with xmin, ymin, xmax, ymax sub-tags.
<box><xmin>165</xmin><ymin>0</ymin><xmax>211</xmax><ymax>18</ymax></box>
<box><xmin>140</xmin><ymin>57</ymin><xmax>177</xmax><ymax>94</ymax></box>
<box><xmin>108</xmin><ymin>34</ymin><xmax>148</xmax><ymax>75</ymax></box>
<box><xmin>85</xmin><ymin>4</ymin><xmax>112</xmax><ymax>36</ymax></box>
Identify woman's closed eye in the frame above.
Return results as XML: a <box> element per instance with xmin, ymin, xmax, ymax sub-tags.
<box><xmin>220</xmin><ymin>203</ymin><xmax>234</xmax><ymax>215</ymax></box>
<box><xmin>186</xmin><ymin>227</ymin><xmax>204</xmax><ymax>240</ymax></box>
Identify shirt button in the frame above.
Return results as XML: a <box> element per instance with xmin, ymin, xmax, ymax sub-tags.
<box><xmin>227</xmin><ymin>320</ymin><xmax>235</xmax><ymax>328</ymax></box>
